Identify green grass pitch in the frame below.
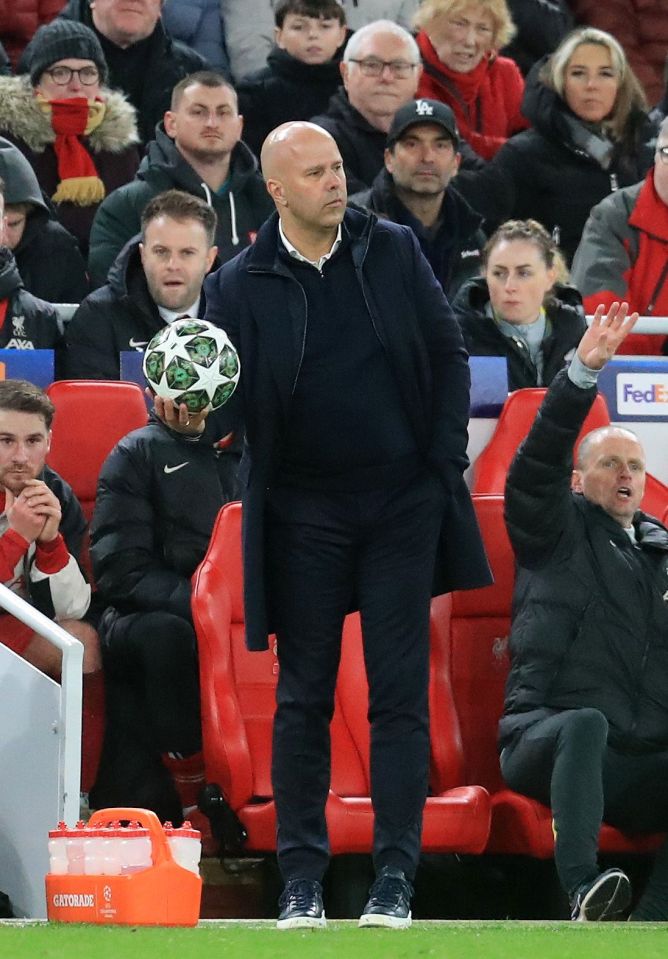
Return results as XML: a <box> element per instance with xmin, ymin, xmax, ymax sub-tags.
<box><xmin>2</xmin><ymin>921</ymin><xmax>668</xmax><ymax>959</ymax></box>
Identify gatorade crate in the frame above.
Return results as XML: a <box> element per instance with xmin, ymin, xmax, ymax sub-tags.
<box><xmin>46</xmin><ymin>808</ymin><xmax>202</xmax><ymax>926</ymax></box>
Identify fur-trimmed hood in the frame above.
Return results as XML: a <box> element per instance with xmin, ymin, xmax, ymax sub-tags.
<box><xmin>0</xmin><ymin>75</ymin><xmax>139</xmax><ymax>154</ymax></box>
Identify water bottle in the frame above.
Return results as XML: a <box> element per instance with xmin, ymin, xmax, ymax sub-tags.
<box><xmin>48</xmin><ymin>822</ymin><xmax>69</xmax><ymax>875</ymax></box>
<box><xmin>120</xmin><ymin>822</ymin><xmax>153</xmax><ymax>874</ymax></box>
<box><xmin>66</xmin><ymin>820</ymin><xmax>87</xmax><ymax>875</ymax></box>
<box><xmin>164</xmin><ymin>821</ymin><xmax>202</xmax><ymax>876</ymax></box>
<box><xmin>100</xmin><ymin>824</ymin><xmax>122</xmax><ymax>876</ymax></box>
<box><xmin>83</xmin><ymin>827</ymin><xmax>106</xmax><ymax>875</ymax></box>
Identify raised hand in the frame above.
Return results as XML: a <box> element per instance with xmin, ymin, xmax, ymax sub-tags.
<box><xmin>577</xmin><ymin>302</ymin><xmax>639</xmax><ymax>370</ymax></box>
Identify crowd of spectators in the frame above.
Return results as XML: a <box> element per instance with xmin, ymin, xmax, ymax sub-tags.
<box><xmin>3</xmin><ymin>0</ymin><xmax>668</xmax><ymax>920</ymax></box>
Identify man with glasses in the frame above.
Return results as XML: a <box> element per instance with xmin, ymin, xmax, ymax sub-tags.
<box><xmin>1</xmin><ymin>19</ymin><xmax>140</xmax><ymax>256</ymax></box>
<box><xmin>572</xmin><ymin>116</ymin><xmax>668</xmax><ymax>355</ymax></box>
<box><xmin>311</xmin><ymin>20</ymin><xmax>423</xmax><ymax>194</ymax></box>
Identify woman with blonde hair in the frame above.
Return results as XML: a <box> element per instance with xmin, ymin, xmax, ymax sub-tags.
<box><xmin>453</xmin><ymin>218</ymin><xmax>586</xmax><ymax>390</ymax></box>
<box><xmin>456</xmin><ymin>27</ymin><xmax>656</xmax><ymax>262</ymax></box>
<box><xmin>414</xmin><ymin>0</ymin><xmax>528</xmax><ymax>160</ymax></box>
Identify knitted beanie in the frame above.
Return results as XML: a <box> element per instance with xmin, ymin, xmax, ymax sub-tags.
<box><xmin>23</xmin><ymin>20</ymin><xmax>108</xmax><ymax>87</ymax></box>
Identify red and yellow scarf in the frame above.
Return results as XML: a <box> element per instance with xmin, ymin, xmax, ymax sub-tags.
<box><xmin>36</xmin><ymin>94</ymin><xmax>107</xmax><ymax>206</ymax></box>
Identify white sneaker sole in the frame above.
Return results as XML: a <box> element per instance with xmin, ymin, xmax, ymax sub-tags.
<box><xmin>277</xmin><ymin>913</ymin><xmax>327</xmax><ymax>930</ymax></box>
<box><xmin>358</xmin><ymin>911</ymin><xmax>412</xmax><ymax>929</ymax></box>
<box><xmin>575</xmin><ymin>872</ymin><xmax>631</xmax><ymax>922</ymax></box>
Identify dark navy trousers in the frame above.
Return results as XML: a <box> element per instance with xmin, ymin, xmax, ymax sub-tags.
<box><xmin>265</xmin><ymin>467</ymin><xmax>445</xmax><ymax>883</ymax></box>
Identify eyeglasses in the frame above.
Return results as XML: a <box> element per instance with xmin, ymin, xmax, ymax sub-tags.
<box><xmin>44</xmin><ymin>65</ymin><xmax>100</xmax><ymax>86</ymax></box>
<box><xmin>348</xmin><ymin>58</ymin><xmax>418</xmax><ymax>79</ymax></box>
<box><xmin>656</xmin><ymin>145</ymin><xmax>668</xmax><ymax>164</ymax></box>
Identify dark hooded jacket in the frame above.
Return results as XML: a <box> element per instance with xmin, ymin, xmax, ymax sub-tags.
<box><xmin>501</xmin><ymin>0</ymin><xmax>573</xmax><ymax>76</ymax></box>
<box><xmin>57</xmin><ymin>0</ymin><xmax>208</xmax><ymax>145</ymax></box>
<box><xmin>349</xmin><ymin>167</ymin><xmax>485</xmax><ymax>300</ymax></box>
<box><xmin>237</xmin><ymin>47</ymin><xmax>343</xmax><ymax>157</ymax></box>
<box><xmin>456</xmin><ymin>57</ymin><xmax>656</xmax><ymax>262</ymax></box>
<box><xmin>0</xmin><ymin>136</ymin><xmax>88</xmax><ymax>303</ymax></box>
<box><xmin>453</xmin><ymin>277</ymin><xmax>586</xmax><ymax>389</ymax></box>
<box><xmin>0</xmin><ymin>245</ymin><xmax>62</xmax><ymax>355</ymax></box>
<box><xmin>88</xmin><ymin>125</ymin><xmax>273</xmax><ymax>287</ymax></box>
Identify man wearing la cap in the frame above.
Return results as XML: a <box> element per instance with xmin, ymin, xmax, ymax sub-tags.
<box><xmin>349</xmin><ymin>98</ymin><xmax>485</xmax><ymax>300</ymax></box>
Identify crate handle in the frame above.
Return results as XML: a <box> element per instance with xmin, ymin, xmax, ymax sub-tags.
<box><xmin>87</xmin><ymin>807</ymin><xmax>173</xmax><ymax>866</ymax></box>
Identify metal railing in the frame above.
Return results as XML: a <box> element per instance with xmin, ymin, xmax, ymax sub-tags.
<box><xmin>0</xmin><ymin>583</ymin><xmax>82</xmax><ymax>825</ymax></box>
<box><xmin>585</xmin><ymin>315</ymin><xmax>668</xmax><ymax>335</ymax></box>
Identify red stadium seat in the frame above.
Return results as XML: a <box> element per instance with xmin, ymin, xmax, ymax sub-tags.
<box><xmin>472</xmin><ymin>387</ymin><xmax>611</xmax><ymax>494</ymax></box>
<box><xmin>192</xmin><ymin>502</ymin><xmax>491</xmax><ymax>858</ymax></box>
<box><xmin>45</xmin><ymin>380</ymin><xmax>148</xmax><ymax>792</ymax></box>
<box><xmin>448</xmin><ymin>494</ymin><xmax>663</xmax><ymax>858</ymax></box>
<box><xmin>46</xmin><ymin>380</ymin><xmax>148</xmax><ymax>524</ymax></box>
<box><xmin>472</xmin><ymin>386</ymin><xmax>668</xmax><ymax>518</ymax></box>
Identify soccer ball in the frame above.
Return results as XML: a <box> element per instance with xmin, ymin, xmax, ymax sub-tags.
<box><xmin>143</xmin><ymin>318</ymin><xmax>240</xmax><ymax>413</ymax></box>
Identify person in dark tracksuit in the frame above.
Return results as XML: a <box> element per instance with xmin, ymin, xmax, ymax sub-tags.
<box><xmin>204</xmin><ymin>120</ymin><xmax>491</xmax><ymax>929</ymax></box>
<box><xmin>500</xmin><ymin>304</ymin><xmax>668</xmax><ymax>922</ymax></box>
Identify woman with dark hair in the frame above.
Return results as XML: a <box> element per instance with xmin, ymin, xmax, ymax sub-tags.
<box><xmin>456</xmin><ymin>27</ymin><xmax>657</xmax><ymax>262</ymax></box>
<box><xmin>453</xmin><ymin>218</ymin><xmax>586</xmax><ymax>390</ymax></box>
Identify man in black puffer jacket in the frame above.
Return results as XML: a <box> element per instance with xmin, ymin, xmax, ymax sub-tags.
<box><xmin>500</xmin><ymin>304</ymin><xmax>668</xmax><ymax>922</ymax></box>
<box><xmin>89</xmin><ymin>411</ymin><xmax>240</xmax><ymax>823</ymax></box>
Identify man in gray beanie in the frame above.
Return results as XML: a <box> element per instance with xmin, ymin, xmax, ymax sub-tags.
<box><xmin>23</xmin><ymin>18</ymin><xmax>109</xmax><ymax>87</ymax></box>
<box><xmin>3</xmin><ymin>18</ymin><xmax>140</xmax><ymax>255</ymax></box>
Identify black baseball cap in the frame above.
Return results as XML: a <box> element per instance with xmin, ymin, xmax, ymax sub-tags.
<box><xmin>387</xmin><ymin>99</ymin><xmax>460</xmax><ymax>148</ymax></box>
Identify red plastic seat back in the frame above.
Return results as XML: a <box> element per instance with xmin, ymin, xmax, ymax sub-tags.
<box><xmin>472</xmin><ymin>387</ymin><xmax>611</xmax><ymax>494</ymax></box>
<box><xmin>194</xmin><ymin>504</ymin><xmax>467</xmax><ymax>807</ymax></box>
<box><xmin>642</xmin><ymin>473</ymin><xmax>668</xmax><ymax>520</ymax></box>
<box><xmin>450</xmin><ymin>495</ymin><xmax>514</xmax><ymax>791</ymax></box>
<box><xmin>193</xmin><ymin>504</ymin><xmax>372</xmax><ymax>806</ymax></box>
<box><xmin>192</xmin><ymin>502</ymin><xmax>274</xmax><ymax>808</ymax></box>
<box><xmin>334</xmin><ymin>596</ymin><xmax>466</xmax><ymax>796</ymax></box>
<box><xmin>46</xmin><ymin>380</ymin><xmax>148</xmax><ymax>520</ymax></box>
